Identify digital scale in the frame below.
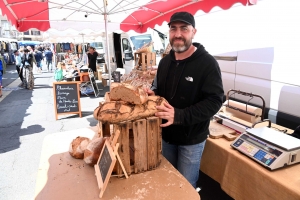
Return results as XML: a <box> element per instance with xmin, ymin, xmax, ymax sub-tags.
<box><xmin>231</xmin><ymin>127</ymin><xmax>300</xmax><ymax>170</ymax></box>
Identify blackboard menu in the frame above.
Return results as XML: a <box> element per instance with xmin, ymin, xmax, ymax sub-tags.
<box><xmin>53</xmin><ymin>82</ymin><xmax>82</xmax><ymax>120</ymax></box>
<box><xmin>54</xmin><ymin>83</ymin><xmax>80</xmax><ymax>114</ymax></box>
<box><xmin>99</xmin><ymin>145</ymin><xmax>112</xmax><ymax>183</ymax></box>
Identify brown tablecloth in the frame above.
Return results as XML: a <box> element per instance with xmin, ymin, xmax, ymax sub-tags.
<box><xmin>200</xmin><ymin>137</ymin><xmax>300</xmax><ymax>200</ymax></box>
<box><xmin>35</xmin><ymin>128</ymin><xmax>200</xmax><ymax>200</ymax></box>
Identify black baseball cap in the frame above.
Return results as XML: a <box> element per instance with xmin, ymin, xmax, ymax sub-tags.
<box><xmin>168</xmin><ymin>12</ymin><xmax>195</xmax><ymax>27</ymax></box>
<box><xmin>13</xmin><ymin>50</ymin><xmax>18</xmax><ymax>53</ymax></box>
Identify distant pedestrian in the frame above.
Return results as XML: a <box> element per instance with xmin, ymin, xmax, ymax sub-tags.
<box><xmin>44</xmin><ymin>47</ymin><xmax>53</xmax><ymax>72</ymax></box>
<box><xmin>21</xmin><ymin>49</ymin><xmax>34</xmax><ymax>90</ymax></box>
<box><xmin>0</xmin><ymin>64</ymin><xmax>2</xmax><ymax>98</ymax></box>
<box><xmin>14</xmin><ymin>50</ymin><xmax>24</xmax><ymax>85</ymax></box>
<box><xmin>0</xmin><ymin>54</ymin><xmax>6</xmax><ymax>97</ymax></box>
<box><xmin>34</xmin><ymin>49</ymin><xmax>43</xmax><ymax>73</ymax></box>
<box><xmin>0</xmin><ymin>54</ymin><xmax>6</xmax><ymax>75</ymax></box>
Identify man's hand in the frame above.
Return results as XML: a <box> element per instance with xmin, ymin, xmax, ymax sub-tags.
<box><xmin>155</xmin><ymin>103</ymin><xmax>174</xmax><ymax>127</ymax></box>
<box><xmin>144</xmin><ymin>88</ymin><xmax>155</xmax><ymax>96</ymax></box>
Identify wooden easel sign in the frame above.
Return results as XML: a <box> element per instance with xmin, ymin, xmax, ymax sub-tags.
<box><xmin>95</xmin><ymin>140</ymin><xmax>116</xmax><ymax>198</ymax></box>
<box><xmin>95</xmin><ymin>130</ymin><xmax>128</xmax><ymax>198</ymax></box>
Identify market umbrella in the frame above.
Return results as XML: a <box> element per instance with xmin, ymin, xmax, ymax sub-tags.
<box><xmin>0</xmin><ymin>0</ymin><xmax>154</xmax><ymax>86</ymax></box>
<box><xmin>0</xmin><ymin>0</ymin><xmax>152</xmax><ymax>32</ymax></box>
<box><xmin>121</xmin><ymin>0</ymin><xmax>257</xmax><ymax>33</ymax></box>
<box><xmin>0</xmin><ymin>0</ymin><xmax>257</xmax><ymax>84</ymax></box>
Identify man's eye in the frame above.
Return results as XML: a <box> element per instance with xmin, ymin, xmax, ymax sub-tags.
<box><xmin>181</xmin><ymin>27</ymin><xmax>188</xmax><ymax>31</ymax></box>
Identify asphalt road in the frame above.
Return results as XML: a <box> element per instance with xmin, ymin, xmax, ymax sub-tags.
<box><xmin>0</xmin><ymin>64</ymin><xmax>108</xmax><ymax>200</ymax></box>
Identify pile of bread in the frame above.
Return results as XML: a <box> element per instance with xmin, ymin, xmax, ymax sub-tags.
<box><xmin>69</xmin><ymin>135</ymin><xmax>107</xmax><ymax>166</ymax></box>
<box><xmin>69</xmin><ymin>82</ymin><xmax>167</xmax><ymax>164</ymax></box>
<box><xmin>93</xmin><ymin>82</ymin><xmax>168</xmax><ymax>124</ymax></box>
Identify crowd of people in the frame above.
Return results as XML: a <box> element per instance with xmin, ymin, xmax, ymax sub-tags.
<box><xmin>11</xmin><ymin>45</ymin><xmax>54</xmax><ymax>90</ymax></box>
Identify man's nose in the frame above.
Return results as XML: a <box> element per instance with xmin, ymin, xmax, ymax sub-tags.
<box><xmin>174</xmin><ymin>29</ymin><xmax>182</xmax><ymax>37</ymax></box>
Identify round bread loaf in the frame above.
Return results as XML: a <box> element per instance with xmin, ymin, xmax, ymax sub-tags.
<box><xmin>84</xmin><ymin>137</ymin><xmax>106</xmax><ymax>166</ymax></box>
<box><xmin>69</xmin><ymin>136</ymin><xmax>91</xmax><ymax>159</ymax></box>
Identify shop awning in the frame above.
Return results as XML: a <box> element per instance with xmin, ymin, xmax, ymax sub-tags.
<box><xmin>0</xmin><ymin>0</ymin><xmax>257</xmax><ymax>33</ymax></box>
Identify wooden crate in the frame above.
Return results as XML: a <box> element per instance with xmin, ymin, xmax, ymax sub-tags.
<box><xmin>98</xmin><ymin>117</ymin><xmax>162</xmax><ymax>176</ymax></box>
<box><xmin>134</xmin><ymin>52</ymin><xmax>156</xmax><ymax>71</ymax></box>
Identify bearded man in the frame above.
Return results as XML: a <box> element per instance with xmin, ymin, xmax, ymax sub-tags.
<box><xmin>145</xmin><ymin>12</ymin><xmax>224</xmax><ymax>188</ymax></box>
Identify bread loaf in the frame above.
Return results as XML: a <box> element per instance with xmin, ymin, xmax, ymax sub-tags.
<box><xmin>110</xmin><ymin>82</ymin><xmax>148</xmax><ymax>104</ymax></box>
<box><xmin>83</xmin><ymin>137</ymin><xmax>106</xmax><ymax>166</ymax></box>
<box><xmin>69</xmin><ymin>136</ymin><xmax>91</xmax><ymax>159</ymax></box>
<box><xmin>93</xmin><ymin>96</ymin><xmax>168</xmax><ymax>123</ymax></box>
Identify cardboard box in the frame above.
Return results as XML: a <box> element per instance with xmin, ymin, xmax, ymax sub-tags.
<box><xmin>97</xmin><ymin>70</ymin><xmax>102</xmax><ymax>80</ymax></box>
<box><xmin>102</xmin><ymin>78</ymin><xmax>113</xmax><ymax>87</ymax></box>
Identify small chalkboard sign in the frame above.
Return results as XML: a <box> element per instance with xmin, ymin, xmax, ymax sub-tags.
<box><xmin>88</xmin><ymin>69</ymin><xmax>101</xmax><ymax>97</ymax></box>
<box><xmin>112</xmin><ymin>71</ymin><xmax>120</xmax><ymax>83</ymax></box>
<box><xmin>95</xmin><ymin>140</ymin><xmax>116</xmax><ymax>198</ymax></box>
<box><xmin>53</xmin><ymin>82</ymin><xmax>82</xmax><ymax>120</ymax></box>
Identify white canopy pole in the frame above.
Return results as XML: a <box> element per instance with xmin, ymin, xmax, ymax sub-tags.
<box><xmin>103</xmin><ymin>0</ymin><xmax>111</xmax><ymax>89</ymax></box>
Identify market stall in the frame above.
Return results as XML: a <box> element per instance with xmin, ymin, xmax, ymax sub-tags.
<box><xmin>202</xmin><ymin>121</ymin><xmax>300</xmax><ymax>200</ymax></box>
<box><xmin>34</xmin><ymin>128</ymin><xmax>200</xmax><ymax>200</ymax></box>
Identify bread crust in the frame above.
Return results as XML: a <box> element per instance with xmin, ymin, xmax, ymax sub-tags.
<box><xmin>94</xmin><ymin>96</ymin><xmax>167</xmax><ymax>123</ymax></box>
<box><xmin>110</xmin><ymin>82</ymin><xmax>148</xmax><ymax>104</ymax></box>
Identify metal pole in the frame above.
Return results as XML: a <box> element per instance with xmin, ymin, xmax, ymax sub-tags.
<box><xmin>103</xmin><ymin>0</ymin><xmax>111</xmax><ymax>89</ymax></box>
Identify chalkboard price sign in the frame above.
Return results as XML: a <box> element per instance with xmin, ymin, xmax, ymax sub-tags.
<box><xmin>95</xmin><ymin>140</ymin><xmax>116</xmax><ymax>198</ymax></box>
<box><xmin>53</xmin><ymin>82</ymin><xmax>82</xmax><ymax>120</ymax></box>
<box><xmin>99</xmin><ymin>145</ymin><xmax>112</xmax><ymax>183</ymax></box>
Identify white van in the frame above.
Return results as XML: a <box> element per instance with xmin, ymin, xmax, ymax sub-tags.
<box><xmin>190</xmin><ymin>0</ymin><xmax>300</xmax><ymax>129</ymax></box>
<box><xmin>100</xmin><ymin>29</ymin><xmax>165</xmax><ymax>74</ymax></box>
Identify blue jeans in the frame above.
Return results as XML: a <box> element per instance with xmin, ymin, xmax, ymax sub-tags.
<box><xmin>37</xmin><ymin>61</ymin><xmax>42</xmax><ymax>68</ymax></box>
<box><xmin>46</xmin><ymin>60</ymin><xmax>52</xmax><ymax>70</ymax></box>
<box><xmin>162</xmin><ymin>139</ymin><xmax>206</xmax><ymax>188</ymax></box>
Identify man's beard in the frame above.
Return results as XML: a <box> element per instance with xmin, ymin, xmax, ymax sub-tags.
<box><xmin>170</xmin><ymin>37</ymin><xmax>192</xmax><ymax>53</ymax></box>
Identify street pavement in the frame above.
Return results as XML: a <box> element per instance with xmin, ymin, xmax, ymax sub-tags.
<box><xmin>0</xmin><ymin>64</ymin><xmax>108</xmax><ymax>200</ymax></box>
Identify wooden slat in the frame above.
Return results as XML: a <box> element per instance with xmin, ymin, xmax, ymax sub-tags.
<box><xmin>147</xmin><ymin>117</ymin><xmax>160</xmax><ymax>170</ymax></box>
<box><xmin>157</xmin><ymin>117</ymin><xmax>162</xmax><ymax>165</ymax></box>
<box><xmin>102</xmin><ymin>122</ymin><xmax>111</xmax><ymax>137</ymax></box>
<box><xmin>132</xmin><ymin>119</ymin><xmax>147</xmax><ymax>173</ymax></box>
<box><xmin>114</xmin><ymin>122</ymin><xmax>131</xmax><ymax>176</ymax></box>
<box><xmin>97</xmin><ymin>121</ymin><xmax>103</xmax><ymax>138</ymax></box>
<box><xmin>141</xmin><ymin>53</ymin><xmax>146</xmax><ymax>71</ymax></box>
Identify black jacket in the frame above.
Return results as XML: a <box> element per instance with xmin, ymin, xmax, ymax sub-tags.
<box><xmin>154</xmin><ymin>43</ymin><xmax>224</xmax><ymax>145</ymax></box>
<box><xmin>21</xmin><ymin>53</ymin><xmax>33</xmax><ymax>67</ymax></box>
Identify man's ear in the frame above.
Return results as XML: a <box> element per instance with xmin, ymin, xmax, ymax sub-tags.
<box><xmin>192</xmin><ymin>28</ymin><xmax>197</xmax><ymax>39</ymax></box>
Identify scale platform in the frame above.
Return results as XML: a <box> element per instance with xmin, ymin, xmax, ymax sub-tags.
<box><xmin>231</xmin><ymin>127</ymin><xmax>300</xmax><ymax>170</ymax></box>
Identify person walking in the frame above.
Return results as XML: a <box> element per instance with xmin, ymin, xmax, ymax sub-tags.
<box><xmin>145</xmin><ymin>12</ymin><xmax>224</xmax><ymax>188</ymax></box>
<box><xmin>0</xmin><ymin>54</ymin><xmax>6</xmax><ymax>95</ymax></box>
<box><xmin>44</xmin><ymin>47</ymin><xmax>53</xmax><ymax>72</ymax></box>
<box><xmin>87</xmin><ymin>46</ymin><xmax>99</xmax><ymax>78</ymax></box>
<box><xmin>21</xmin><ymin>49</ymin><xmax>34</xmax><ymax>90</ymax></box>
<box><xmin>34</xmin><ymin>49</ymin><xmax>43</xmax><ymax>73</ymax></box>
<box><xmin>0</xmin><ymin>58</ymin><xmax>3</xmax><ymax>97</ymax></box>
<box><xmin>14</xmin><ymin>50</ymin><xmax>24</xmax><ymax>86</ymax></box>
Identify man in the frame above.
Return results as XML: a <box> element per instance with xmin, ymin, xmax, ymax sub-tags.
<box><xmin>14</xmin><ymin>50</ymin><xmax>24</xmax><ymax>85</ymax></box>
<box><xmin>21</xmin><ymin>49</ymin><xmax>34</xmax><ymax>90</ymax></box>
<box><xmin>145</xmin><ymin>12</ymin><xmax>224</xmax><ymax>188</ymax></box>
<box><xmin>34</xmin><ymin>49</ymin><xmax>43</xmax><ymax>73</ymax></box>
<box><xmin>87</xmin><ymin>46</ymin><xmax>99</xmax><ymax>77</ymax></box>
<box><xmin>44</xmin><ymin>47</ymin><xmax>53</xmax><ymax>72</ymax></box>
<box><xmin>26</xmin><ymin>46</ymin><xmax>37</xmax><ymax>67</ymax></box>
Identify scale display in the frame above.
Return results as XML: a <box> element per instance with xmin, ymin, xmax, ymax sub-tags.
<box><xmin>232</xmin><ymin>134</ymin><xmax>281</xmax><ymax>166</ymax></box>
<box><xmin>231</xmin><ymin>127</ymin><xmax>300</xmax><ymax>170</ymax></box>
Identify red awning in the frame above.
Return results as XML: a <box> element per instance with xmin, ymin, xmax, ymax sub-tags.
<box><xmin>121</xmin><ymin>0</ymin><xmax>257</xmax><ymax>33</ymax></box>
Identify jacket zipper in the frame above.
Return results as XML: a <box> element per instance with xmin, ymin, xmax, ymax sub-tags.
<box><xmin>171</xmin><ymin>62</ymin><xmax>179</xmax><ymax>99</ymax></box>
